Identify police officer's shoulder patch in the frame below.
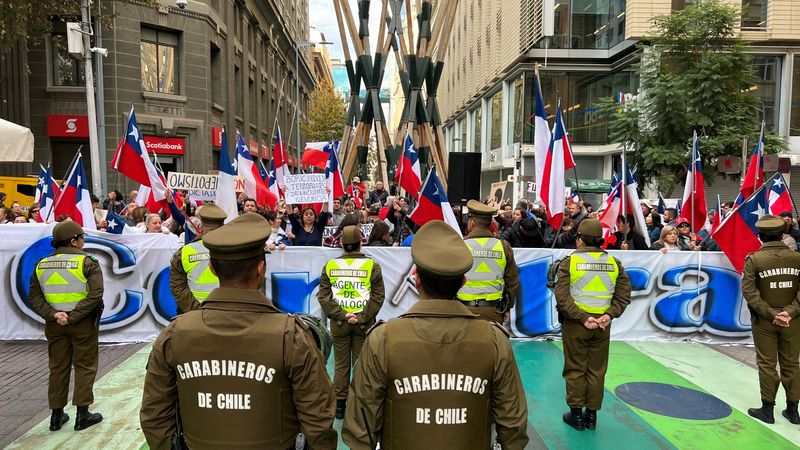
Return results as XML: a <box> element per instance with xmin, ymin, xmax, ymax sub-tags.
<box><xmin>87</xmin><ymin>255</ymin><xmax>98</xmax><ymax>262</ymax></box>
<box><xmin>366</xmin><ymin>320</ymin><xmax>386</xmax><ymax>336</ymax></box>
<box><xmin>490</xmin><ymin>321</ymin><xmax>511</xmax><ymax>338</ymax></box>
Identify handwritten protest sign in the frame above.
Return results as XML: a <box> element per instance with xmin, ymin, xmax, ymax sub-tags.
<box><xmin>284</xmin><ymin>174</ymin><xmax>327</xmax><ymax>204</ymax></box>
<box><xmin>167</xmin><ymin>172</ymin><xmax>245</xmax><ymax>201</ymax></box>
<box><xmin>322</xmin><ymin>223</ymin><xmax>374</xmax><ymax>247</ymax></box>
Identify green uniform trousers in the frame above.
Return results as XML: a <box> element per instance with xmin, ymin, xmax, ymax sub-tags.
<box><xmin>753</xmin><ymin>319</ymin><xmax>800</xmax><ymax>402</ymax></box>
<box><xmin>465</xmin><ymin>305</ymin><xmax>503</xmax><ymax>324</ymax></box>
<box><xmin>331</xmin><ymin>320</ymin><xmax>368</xmax><ymax>400</ymax></box>
<box><xmin>561</xmin><ymin>319</ymin><xmax>610</xmax><ymax>411</ymax></box>
<box><xmin>45</xmin><ymin>316</ymin><xmax>99</xmax><ymax>409</ymax></box>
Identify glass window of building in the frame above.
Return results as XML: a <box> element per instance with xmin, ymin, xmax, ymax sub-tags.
<box><xmin>511</xmin><ymin>76</ymin><xmax>524</xmax><ymax>144</ymax></box>
<box><xmin>750</xmin><ymin>55</ymin><xmax>780</xmax><ymax>132</ymax></box>
<box><xmin>791</xmin><ymin>55</ymin><xmax>800</xmax><ymax>136</ymax></box>
<box><xmin>473</xmin><ymin>107</ymin><xmax>483</xmax><ymax>152</ymax></box>
<box><xmin>551</xmin><ymin>1</ymin><xmax>571</xmax><ymax>49</ymax></box>
<box><xmin>459</xmin><ymin>118</ymin><xmax>467</xmax><ymax>152</ymax></box>
<box><xmin>490</xmin><ymin>90</ymin><xmax>503</xmax><ymax>150</ymax></box>
<box><xmin>544</xmin><ymin>1</ymin><xmax>626</xmax><ymax>49</ymax></box>
<box><xmin>51</xmin><ymin>33</ymin><xmax>85</xmax><ymax>86</ymax></box>
<box><xmin>141</xmin><ymin>28</ymin><xmax>179</xmax><ymax>94</ymax></box>
<box><xmin>741</xmin><ymin>0</ymin><xmax>767</xmax><ymax>29</ymax></box>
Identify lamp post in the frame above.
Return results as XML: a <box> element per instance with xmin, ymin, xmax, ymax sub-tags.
<box><xmin>294</xmin><ymin>39</ymin><xmax>332</xmax><ymax>172</ymax></box>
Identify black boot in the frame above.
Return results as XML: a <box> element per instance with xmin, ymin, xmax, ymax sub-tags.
<box><xmin>335</xmin><ymin>399</ymin><xmax>346</xmax><ymax>420</ymax></box>
<box><xmin>748</xmin><ymin>400</ymin><xmax>775</xmax><ymax>424</ymax></box>
<box><xmin>74</xmin><ymin>406</ymin><xmax>103</xmax><ymax>430</ymax></box>
<box><xmin>562</xmin><ymin>407</ymin><xmax>585</xmax><ymax>431</ymax></box>
<box><xmin>49</xmin><ymin>408</ymin><xmax>69</xmax><ymax>431</ymax></box>
<box><xmin>584</xmin><ymin>408</ymin><xmax>597</xmax><ymax>430</ymax></box>
<box><xmin>782</xmin><ymin>401</ymin><xmax>800</xmax><ymax>424</ymax></box>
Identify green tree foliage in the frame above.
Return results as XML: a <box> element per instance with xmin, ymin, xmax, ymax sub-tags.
<box><xmin>301</xmin><ymin>79</ymin><xmax>346</xmax><ymax>143</ymax></box>
<box><xmin>600</xmin><ymin>0</ymin><xmax>785</xmax><ymax>195</ymax></box>
<box><xmin>0</xmin><ymin>0</ymin><xmax>158</xmax><ymax>53</ymax></box>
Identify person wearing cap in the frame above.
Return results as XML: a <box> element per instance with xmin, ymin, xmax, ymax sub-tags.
<box><xmin>742</xmin><ymin>215</ymin><xmax>800</xmax><ymax>425</ymax></box>
<box><xmin>318</xmin><ymin>225</ymin><xmax>385</xmax><ymax>419</ymax></box>
<box><xmin>500</xmin><ymin>216</ymin><xmax>546</xmax><ymax>248</ymax></box>
<box><xmin>554</xmin><ymin>218</ymin><xmax>631</xmax><ymax>431</ymax></box>
<box><xmin>169</xmin><ymin>203</ymin><xmax>228</xmax><ymax>314</ymax></box>
<box><xmin>347</xmin><ymin>176</ymin><xmax>366</xmax><ymax>208</ymax></box>
<box><xmin>777</xmin><ymin>211</ymin><xmax>800</xmax><ymax>251</ymax></box>
<box><xmin>341</xmin><ymin>221</ymin><xmax>529</xmax><ymax>449</ymax></box>
<box><xmin>29</xmin><ymin>220</ymin><xmax>104</xmax><ymax>432</ymax></box>
<box><xmin>141</xmin><ymin>213</ymin><xmax>337</xmax><ymax>449</ymax></box>
<box><xmin>674</xmin><ymin>217</ymin><xmax>698</xmax><ymax>250</ymax></box>
<box><xmin>456</xmin><ymin>200</ymin><xmax>521</xmax><ymax>323</ymax></box>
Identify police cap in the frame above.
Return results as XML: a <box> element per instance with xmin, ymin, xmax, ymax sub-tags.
<box><xmin>52</xmin><ymin>220</ymin><xmax>84</xmax><ymax>244</ymax></box>
<box><xmin>411</xmin><ymin>221</ymin><xmax>472</xmax><ymax>278</ymax></box>
<box><xmin>197</xmin><ymin>203</ymin><xmax>227</xmax><ymax>230</ymax></box>
<box><xmin>755</xmin><ymin>215</ymin><xmax>785</xmax><ymax>233</ymax></box>
<box><xmin>203</xmin><ymin>212</ymin><xmax>271</xmax><ymax>260</ymax></box>
<box><xmin>467</xmin><ymin>199</ymin><xmax>497</xmax><ymax>219</ymax></box>
<box><xmin>577</xmin><ymin>218</ymin><xmax>603</xmax><ymax>238</ymax></box>
<box><xmin>342</xmin><ymin>225</ymin><xmax>362</xmax><ymax>245</ymax></box>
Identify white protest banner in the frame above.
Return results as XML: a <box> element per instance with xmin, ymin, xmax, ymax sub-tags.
<box><xmin>167</xmin><ymin>172</ymin><xmax>245</xmax><ymax>201</ymax></box>
<box><xmin>526</xmin><ymin>181</ymin><xmax>536</xmax><ymax>194</ymax></box>
<box><xmin>284</xmin><ymin>173</ymin><xmax>327</xmax><ymax>204</ymax></box>
<box><xmin>322</xmin><ymin>223</ymin><xmax>374</xmax><ymax>247</ymax></box>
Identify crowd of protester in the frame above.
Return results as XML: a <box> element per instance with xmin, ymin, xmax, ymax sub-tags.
<box><xmin>3</xmin><ymin>181</ymin><xmax>800</xmax><ymax>253</ymax></box>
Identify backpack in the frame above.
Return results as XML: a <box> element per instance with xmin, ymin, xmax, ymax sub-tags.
<box><xmin>547</xmin><ymin>256</ymin><xmax>567</xmax><ymax>289</ymax></box>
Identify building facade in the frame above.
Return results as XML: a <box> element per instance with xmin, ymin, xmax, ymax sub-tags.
<box><xmin>440</xmin><ymin>0</ymin><xmax>800</xmax><ymax>207</ymax></box>
<box><xmin>0</xmin><ymin>0</ymin><xmax>317</xmax><ymax>196</ymax></box>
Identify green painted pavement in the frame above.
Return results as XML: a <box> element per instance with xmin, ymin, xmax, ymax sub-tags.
<box><xmin>633</xmin><ymin>342</ymin><xmax>800</xmax><ymax>448</ymax></box>
<box><xmin>605</xmin><ymin>342</ymin><xmax>797</xmax><ymax>450</ymax></box>
<box><xmin>515</xmin><ymin>340</ymin><xmax>675</xmax><ymax>450</ymax></box>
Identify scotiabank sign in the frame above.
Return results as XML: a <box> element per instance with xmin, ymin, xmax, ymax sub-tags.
<box><xmin>211</xmin><ymin>127</ymin><xmax>223</xmax><ymax>148</ymax></box>
<box><xmin>142</xmin><ymin>136</ymin><xmax>185</xmax><ymax>155</ymax></box>
<box><xmin>47</xmin><ymin>115</ymin><xmax>89</xmax><ymax>138</ymax></box>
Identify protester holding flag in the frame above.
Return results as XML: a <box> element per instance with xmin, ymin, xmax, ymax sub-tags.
<box><xmin>112</xmin><ymin>105</ymin><xmax>167</xmax><ymax>206</ymax></box>
<box><xmin>455</xmin><ymin>200</ymin><xmax>521</xmax><ymax>324</ymax></box>
<box><xmin>168</xmin><ymin>203</ymin><xmax>228</xmax><ymax>314</ymax></box>
<box><xmin>394</xmin><ymin>132</ymin><xmax>423</xmax><ymax>198</ymax></box>
<box><xmin>53</xmin><ymin>154</ymin><xmax>96</xmax><ymax>230</ymax></box>
<box><xmin>779</xmin><ymin>212</ymin><xmax>800</xmax><ymax>247</ymax></box>
<box><xmin>736</xmin><ymin>122</ymin><xmax>766</xmax><ymax>206</ymax></box>
<box><xmin>741</xmin><ymin>215</ymin><xmax>800</xmax><ymax>426</ymax></box>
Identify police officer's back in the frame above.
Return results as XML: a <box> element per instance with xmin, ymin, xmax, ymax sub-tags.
<box><xmin>742</xmin><ymin>215</ymin><xmax>800</xmax><ymax>425</ymax></box>
<box><xmin>140</xmin><ymin>213</ymin><xmax>337</xmax><ymax>449</ymax></box>
<box><xmin>169</xmin><ymin>203</ymin><xmax>227</xmax><ymax>313</ymax></box>
<box><xmin>29</xmin><ymin>220</ymin><xmax>104</xmax><ymax>431</ymax></box>
<box><xmin>342</xmin><ymin>221</ymin><xmax>529</xmax><ymax>450</ymax></box>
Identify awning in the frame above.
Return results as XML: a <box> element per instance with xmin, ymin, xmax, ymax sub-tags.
<box><xmin>0</xmin><ymin>118</ymin><xmax>34</xmax><ymax>162</ymax></box>
<box><xmin>566</xmin><ymin>178</ymin><xmax>611</xmax><ymax>193</ymax></box>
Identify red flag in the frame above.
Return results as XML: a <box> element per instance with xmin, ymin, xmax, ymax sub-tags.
<box><xmin>302</xmin><ymin>142</ymin><xmax>331</xmax><ymax>170</ymax></box>
<box><xmin>712</xmin><ymin>184</ymin><xmax>767</xmax><ymax>274</ymax></box>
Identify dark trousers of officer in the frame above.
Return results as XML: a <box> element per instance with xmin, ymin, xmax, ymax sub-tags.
<box><xmin>467</xmin><ymin>305</ymin><xmax>503</xmax><ymax>324</ymax></box>
<box><xmin>561</xmin><ymin>319</ymin><xmax>610</xmax><ymax>411</ymax></box>
<box><xmin>753</xmin><ymin>319</ymin><xmax>800</xmax><ymax>402</ymax></box>
<box><xmin>331</xmin><ymin>320</ymin><xmax>368</xmax><ymax>400</ymax></box>
<box><xmin>44</xmin><ymin>317</ymin><xmax>99</xmax><ymax>408</ymax></box>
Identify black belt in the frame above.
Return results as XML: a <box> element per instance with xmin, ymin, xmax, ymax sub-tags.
<box><xmin>461</xmin><ymin>300</ymin><xmax>496</xmax><ymax>308</ymax></box>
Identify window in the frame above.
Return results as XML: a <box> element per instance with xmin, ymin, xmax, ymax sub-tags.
<box><xmin>509</xmin><ymin>76</ymin><xmax>524</xmax><ymax>144</ymax></box>
<box><xmin>742</xmin><ymin>0</ymin><xmax>767</xmax><ymax>29</ymax></box>
<box><xmin>210</xmin><ymin>44</ymin><xmax>222</xmax><ymax>104</ymax></box>
<box><xmin>792</xmin><ymin>55</ymin><xmax>800</xmax><ymax>136</ymax></box>
<box><xmin>51</xmin><ymin>33</ymin><xmax>84</xmax><ymax>86</ymax></box>
<box><xmin>141</xmin><ymin>28</ymin><xmax>179</xmax><ymax>94</ymax></box>
<box><xmin>544</xmin><ymin>0</ymin><xmax>626</xmax><ymax>50</ymax></box>
<box><xmin>460</xmin><ymin>118</ymin><xmax>467</xmax><ymax>152</ymax></box>
<box><xmin>235</xmin><ymin>63</ymin><xmax>243</xmax><ymax>118</ymax></box>
<box><xmin>750</xmin><ymin>55</ymin><xmax>780</xmax><ymax>132</ymax></box>
<box><xmin>473</xmin><ymin>107</ymin><xmax>482</xmax><ymax>152</ymax></box>
<box><xmin>490</xmin><ymin>90</ymin><xmax>503</xmax><ymax>150</ymax></box>
<box><xmin>249</xmin><ymin>78</ymin><xmax>256</xmax><ymax>126</ymax></box>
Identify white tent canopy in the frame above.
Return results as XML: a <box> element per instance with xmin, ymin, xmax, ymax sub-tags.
<box><xmin>0</xmin><ymin>118</ymin><xmax>34</xmax><ymax>162</ymax></box>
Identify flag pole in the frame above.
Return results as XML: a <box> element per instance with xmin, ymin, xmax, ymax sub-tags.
<box><xmin>691</xmin><ymin>131</ymin><xmax>696</xmax><ymax>236</ymax></box>
<box><xmin>48</xmin><ymin>147</ymin><xmax>83</xmax><ymax>222</ymax></box>
<box><xmin>621</xmin><ymin>142</ymin><xmax>628</xmax><ymax>245</ymax></box>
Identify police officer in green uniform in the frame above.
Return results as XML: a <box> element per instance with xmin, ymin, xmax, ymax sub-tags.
<box><xmin>169</xmin><ymin>203</ymin><xmax>227</xmax><ymax>313</ymax></box>
<box><xmin>29</xmin><ymin>220</ymin><xmax>104</xmax><ymax>431</ymax></box>
<box><xmin>743</xmin><ymin>215</ymin><xmax>800</xmax><ymax>425</ymax></box>
<box><xmin>554</xmin><ymin>218</ymin><xmax>631</xmax><ymax>431</ymax></box>
<box><xmin>318</xmin><ymin>225</ymin><xmax>385</xmax><ymax>419</ymax></box>
<box><xmin>140</xmin><ymin>213</ymin><xmax>338</xmax><ymax>449</ymax></box>
<box><xmin>457</xmin><ymin>200</ymin><xmax>521</xmax><ymax>323</ymax></box>
<box><xmin>342</xmin><ymin>220</ymin><xmax>529</xmax><ymax>449</ymax></box>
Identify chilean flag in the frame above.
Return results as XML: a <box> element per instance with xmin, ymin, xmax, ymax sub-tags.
<box><xmin>237</xmin><ymin>132</ymin><xmax>276</xmax><ymax>208</ymax></box>
<box><xmin>768</xmin><ymin>174</ymin><xmax>793</xmax><ymax>216</ymax></box>
<box><xmin>266</xmin><ymin>160</ymin><xmax>281</xmax><ymax>201</ymax></box>
<box><xmin>541</xmin><ymin>103</ymin><xmax>575</xmax><ymax>230</ymax></box>
<box><xmin>135</xmin><ymin>160</ymin><xmax>171</xmax><ymax>215</ymax></box>
<box><xmin>679</xmin><ymin>131</ymin><xmax>707</xmax><ymax>234</ymax></box>
<box><xmin>394</xmin><ymin>131</ymin><xmax>422</xmax><ymax>198</ymax></box>
<box><xmin>407</xmin><ymin>166</ymin><xmax>462</xmax><ymax>237</ymax></box>
<box><xmin>53</xmin><ymin>154</ymin><xmax>96</xmax><ymax>230</ymax></box>
<box><xmin>258</xmin><ymin>159</ymin><xmax>269</xmax><ymax>182</ymax></box>
<box><xmin>532</xmin><ymin>70</ymin><xmax>551</xmax><ymax>205</ymax></box>
<box><xmin>214</xmin><ymin>127</ymin><xmax>239</xmax><ymax>222</ymax></box>
<box><xmin>272</xmin><ymin>121</ymin><xmax>290</xmax><ymax>189</ymax></box>
<box><xmin>302</xmin><ymin>142</ymin><xmax>331</xmax><ymax>170</ymax></box>
<box><xmin>111</xmin><ymin>105</ymin><xmax>166</xmax><ymax>202</ymax></box>
<box><xmin>324</xmin><ymin>141</ymin><xmax>345</xmax><ymax>211</ymax></box>
<box><xmin>598</xmin><ymin>182</ymin><xmax>624</xmax><ymax>249</ymax></box>
<box><xmin>735</xmin><ymin>121</ymin><xmax>765</xmax><ymax>207</ymax></box>
<box><xmin>621</xmin><ymin>162</ymin><xmax>651</xmax><ymax>247</ymax></box>
<box><xmin>36</xmin><ymin>164</ymin><xmax>60</xmax><ymax>223</ymax></box>
<box><xmin>712</xmin><ymin>180</ymin><xmax>769</xmax><ymax>274</ymax></box>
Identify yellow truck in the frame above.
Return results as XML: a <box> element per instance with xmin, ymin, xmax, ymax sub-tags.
<box><xmin>0</xmin><ymin>176</ymin><xmax>39</xmax><ymax>209</ymax></box>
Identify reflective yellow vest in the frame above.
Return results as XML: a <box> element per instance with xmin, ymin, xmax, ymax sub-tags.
<box><xmin>35</xmin><ymin>254</ymin><xmax>89</xmax><ymax>312</ymax></box>
<box><xmin>180</xmin><ymin>240</ymin><xmax>219</xmax><ymax>301</ymax></box>
<box><xmin>325</xmin><ymin>257</ymin><xmax>374</xmax><ymax>313</ymax></box>
<box><xmin>457</xmin><ymin>237</ymin><xmax>507</xmax><ymax>301</ymax></box>
<box><xmin>569</xmin><ymin>252</ymin><xmax>619</xmax><ymax>314</ymax></box>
